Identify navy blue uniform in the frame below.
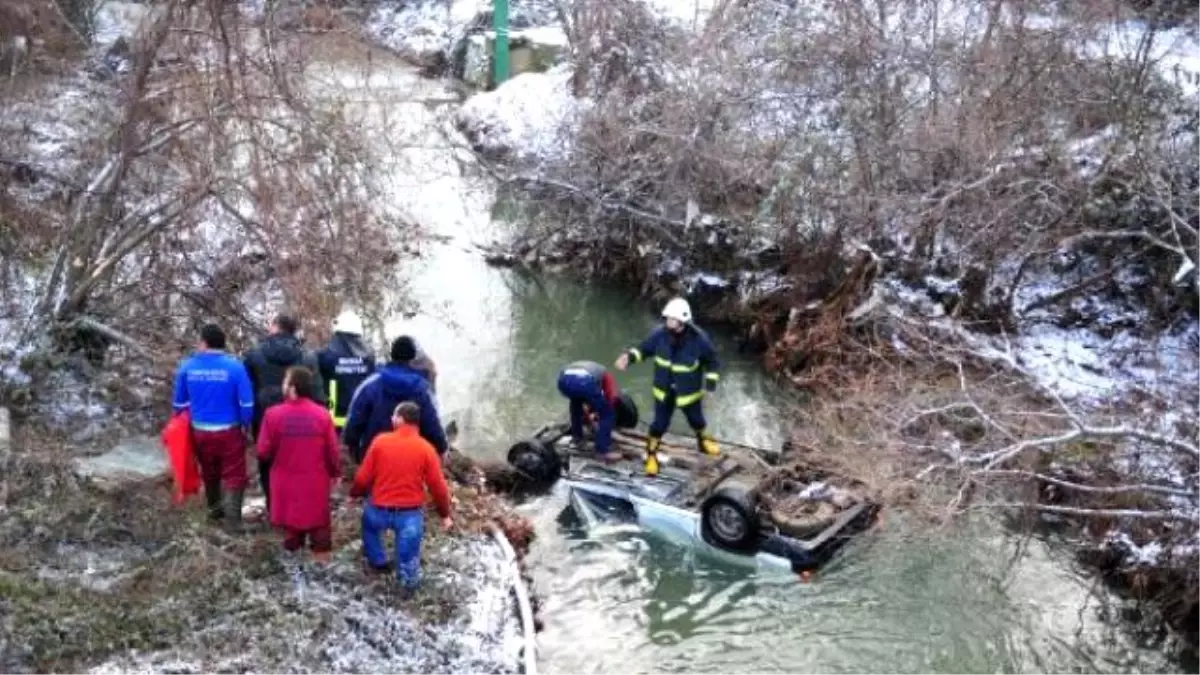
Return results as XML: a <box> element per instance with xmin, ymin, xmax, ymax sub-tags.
<box><xmin>343</xmin><ymin>363</ymin><xmax>447</xmax><ymax>464</ymax></box>
<box><xmin>557</xmin><ymin>360</ymin><xmax>618</xmax><ymax>455</ymax></box>
<box><xmin>317</xmin><ymin>332</ymin><xmax>377</xmax><ymax>432</ymax></box>
<box><xmin>626</xmin><ymin>324</ymin><xmax>720</xmax><ymax>439</ymax></box>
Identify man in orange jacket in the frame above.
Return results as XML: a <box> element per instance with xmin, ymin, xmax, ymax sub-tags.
<box><xmin>350</xmin><ymin>400</ymin><xmax>453</xmax><ymax>592</ymax></box>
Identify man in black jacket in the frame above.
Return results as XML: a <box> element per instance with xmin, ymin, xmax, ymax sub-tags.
<box><xmin>243</xmin><ymin>313</ymin><xmax>325</xmax><ymax>511</ymax></box>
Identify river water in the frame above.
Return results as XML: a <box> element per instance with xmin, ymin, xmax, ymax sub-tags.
<box><xmin>308</xmin><ymin>50</ymin><xmax>1171</xmax><ymax>674</ymax></box>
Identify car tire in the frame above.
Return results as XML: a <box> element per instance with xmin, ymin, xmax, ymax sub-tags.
<box><xmin>506</xmin><ymin>439</ymin><xmax>562</xmax><ymax>488</ymax></box>
<box><xmin>700</xmin><ymin>484</ymin><xmax>760</xmax><ymax>553</ymax></box>
<box><xmin>614</xmin><ymin>393</ymin><xmax>639</xmax><ymax>429</ymax></box>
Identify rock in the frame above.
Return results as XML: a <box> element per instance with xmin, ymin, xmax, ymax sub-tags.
<box><xmin>74</xmin><ymin>435</ymin><xmax>167</xmax><ymax>491</ymax></box>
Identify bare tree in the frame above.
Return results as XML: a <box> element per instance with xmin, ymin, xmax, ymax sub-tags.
<box><xmin>2</xmin><ymin>0</ymin><xmax>415</xmax><ymax>371</ymax></box>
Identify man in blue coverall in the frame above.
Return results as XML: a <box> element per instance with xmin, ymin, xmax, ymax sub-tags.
<box><xmin>556</xmin><ymin>360</ymin><xmax>622</xmax><ymax>462</ymax></box>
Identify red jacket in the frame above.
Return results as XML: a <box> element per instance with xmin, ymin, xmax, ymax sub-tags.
<box><xmin>256</xmin><ymin>398</ymin><xmax>340</xmax><ymax>530</ymax></box>
<box><xmin>351</xmin><ymin>424</ymin><xmax>451</xmax><ymax>518</ymax></box>
<box><xmin>599</xmin><ymin>372</ymin><xmax>618</xmax><ymax>405</ymax></box>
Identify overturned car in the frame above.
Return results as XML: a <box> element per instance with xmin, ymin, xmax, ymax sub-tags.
<box><xmin>504</xmin><ymin>405</ymin><xmax>881</xmax><ymax>575</ymax></box>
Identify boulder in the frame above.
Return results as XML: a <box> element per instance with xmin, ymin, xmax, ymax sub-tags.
<box><xmin>75</xmin><ymin>435</ymin><xmax>168</xmax><ymax>491</ymax></box>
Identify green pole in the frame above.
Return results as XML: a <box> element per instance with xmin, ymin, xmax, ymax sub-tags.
<box><xmin>493</xmin><ymin>0</ymin><xmax>510</xmax><ymax>87</ymax></box>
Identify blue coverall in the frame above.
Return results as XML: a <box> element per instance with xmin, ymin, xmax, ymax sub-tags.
<box><xmin>556</xmin><ymin>360</ymin><xmax>617</xmax><ymax>455</ymax></box>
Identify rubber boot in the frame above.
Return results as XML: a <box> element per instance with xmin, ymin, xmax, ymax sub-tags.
<box><xmin>203</xmin><ymin>478</ymin><xmax>224</xmax><ymax>522</ymax></box>
<box><xmin>222</xmin><ymin>490</ymin><xmax>245</xmax><ymax>534</ymax></box>
<box><xmin>644</xmin><ymin>436</ymin><xmax>661</xmax><ymax>477</ymax></box>
<box><xmin>697</xmin><ymin>430</ymin><xmax>720</xmax><ymax>456</ymax></box>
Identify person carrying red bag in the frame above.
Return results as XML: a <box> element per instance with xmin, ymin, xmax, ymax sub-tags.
<box><xmin>170</xmin><ymin>323</ymin><xmax>256</xmax><ymax>530</ymax></box>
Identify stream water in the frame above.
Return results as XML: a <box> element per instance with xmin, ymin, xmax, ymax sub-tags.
<box><xmin>308</xmin><ymin>51</ymin><xmax>1172</xmax><ymax>674</ymax></box>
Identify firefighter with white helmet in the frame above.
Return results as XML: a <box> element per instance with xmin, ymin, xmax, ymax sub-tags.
<box><xmin>615</xmin><ymin>296</ymin><xmax>722</xmax><ymax>475</ymax></box>
<box><xmin>317</xmin><ymin>309</ymin><xmax>377</xmax><ymax>439</ymax></box>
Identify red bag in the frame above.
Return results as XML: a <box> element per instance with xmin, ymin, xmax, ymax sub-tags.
<box><xmin>162</xmin><ymin>411</ymin><xmax>202</xmax><ymax>504</ymax></box>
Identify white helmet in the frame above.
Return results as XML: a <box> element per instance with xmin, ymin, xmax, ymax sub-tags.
<box><xmin>333</xmin><ymin>309</ymin><xmax>364</xmax><ymax>335</ymax></box>
<box><xmin>661</xmin><ymin>297</ymin><xmax>692</xmax><ymax>323</ymax></box>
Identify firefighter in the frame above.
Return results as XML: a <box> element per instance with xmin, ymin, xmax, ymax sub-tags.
<box><xmin>615</xmin><ymin>297</ymin><xmax>721</xmax><ymax>476</ymax></box>
<box><xmin>317</xmin><ymin>310</ymin><xmax>377</xmax><ymax>439</ymax></box>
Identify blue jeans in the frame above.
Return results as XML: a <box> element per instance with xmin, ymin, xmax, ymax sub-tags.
<box><xmin>362</xmin><ymin>503</ymin><xmax>425</xmax><ymax>588</ymax></box>
<box><xmin>557</xmin><ymin>371</ymin><xmax>615</xmax><ymax>454</ymax></box>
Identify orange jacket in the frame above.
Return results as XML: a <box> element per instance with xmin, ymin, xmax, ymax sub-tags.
<box><xmin>351</xmin><ymin>424</ymin><xmax>451</xmax><ymax>517</ymax></box>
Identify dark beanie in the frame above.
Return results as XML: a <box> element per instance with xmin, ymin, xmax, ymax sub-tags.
<box><xmin>390</xmin><ymin>335</ymin><xmax>417</xmax><ymax>363</ymax></box>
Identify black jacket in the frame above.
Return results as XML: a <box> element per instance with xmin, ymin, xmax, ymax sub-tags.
<box><xmin>243</xmin><ymin>333</ymin><xmax>325</xmax><ymax>437</ymax></box>
<box><xmin>317</xmin><ymin>332</ymin><xmax>377</xmax><ymax>425</ymax></box>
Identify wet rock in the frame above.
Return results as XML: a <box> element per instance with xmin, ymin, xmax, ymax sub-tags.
<box><xmin>74</xmin><ymin>435</ymin><xmax>167</xmax><ymax>491</ymax></box>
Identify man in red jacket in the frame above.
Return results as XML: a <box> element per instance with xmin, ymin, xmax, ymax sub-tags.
<box><xmin>256</xmin><ymin>366</ymin><xmax>341</xmax><ymax>563</ymax></box>
<box><xmin>350</xmin><ymin>400</ymin><xmax>453</xmax><ymax>592</ymax></box>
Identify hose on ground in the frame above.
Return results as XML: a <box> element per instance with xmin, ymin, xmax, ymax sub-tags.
<box><xmin>488</xmin><ymin>524</ymin><xmax>538</xmax><ymax>675</ymax></box>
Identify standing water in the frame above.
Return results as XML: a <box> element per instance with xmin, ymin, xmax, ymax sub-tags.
<box><xmin>307</xmin><ymin>49</ymin><xmax>1171</xmax><ymax>673</ymax></box>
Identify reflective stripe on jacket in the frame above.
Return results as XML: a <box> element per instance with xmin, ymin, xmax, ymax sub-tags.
<box><xmin>318</xmin><ymin>333</ymin><xmax>377</xmax><ymax>428</ymax></box>
<box><xmin>627</xmin><ymin>325</ymin><xmax>720</xmax><ymax>406</ymax></box>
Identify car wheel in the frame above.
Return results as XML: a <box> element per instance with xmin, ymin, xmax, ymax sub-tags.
<box><xmin>615</xmin><ymin>392</ymin><xmax>639</xmax><ymax>429</ymax></box>
<box><xmin>506</xmin><ymin>439</ymin><xmax>562</xmax><ymax>488</ymax></box>
<box><xmin>700</xmin><ymin>484</ymin><xmax>760</xmax><ymax>553</ymax></box>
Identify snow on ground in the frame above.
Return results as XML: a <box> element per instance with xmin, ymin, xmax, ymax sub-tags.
<box><xmin>883</xmin><ymin>276</ymin><xmax>1199</xmax><ymax>405</ymax></box>
<box><xmin>885</xmin><ymin>272</ymin><xmax>1199</xmax><ymax>556</ymax></box>
<box><xmin>92</xmin><ymin>1</ymin><xmax>156</xmax><ymax>49</ymax></box>
<box><xmin>456</xmin><ymin>63</ymin><xmax>585</xmax><ymax>163</ymax></box>
<box><xmin>1011</xmin><ymin>322</ymin><xmax>1197</xmax><ymax>402</ymax></box>
<box><xmin>365</xmin><ymin>0</ymin><xmax>488</xmax><ymax>65</ymax></box>
<box><xmin>86</xmin><ymin>536</ymin><xmax>524</xmax><ymax>673</ymax></box>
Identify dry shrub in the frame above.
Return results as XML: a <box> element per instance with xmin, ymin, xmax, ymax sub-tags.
<box><xmin>785</xmin><ymin>354</ymin><xmax>1052</xmax><ymax>519</ymax></box>
<box><xmin>1</xmin><ymin>1</ymin><xmax>418</xmax><ymax>378</ymax></box>
<box><xmin>510</xmin><ymin>0</ymin><xmax>1196</xmax><ymax>338</ymax></box>
<box><xmin>0</xmin><ymin>0</ymin><xmax>85</xmax><ymax>71</ymax></box>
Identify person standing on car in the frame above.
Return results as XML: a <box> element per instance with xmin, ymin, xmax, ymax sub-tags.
<box><xmin>349</xmin><ymin>400</ymin><xmax>453</xmax><ymax>593</ymax></box>
<box><xmin>342</xmin><ymin>335</ymin><xmax>447</xmax><ymax>465</ymax></box>
<box><xmin>171</xmin><ymin>323</ymin><xmax>255</xmax><ymax>529</ymax></box>
<box><xmin>556</xmin><ymin>360</ymin><xmax>622</xmax><ymax>462</ymax></box>
<box><xmin>317</xmin><ymin>309</ymin><xmax>377</xmax><ymax>439</ymax></box>
<box><xmin>256</xmin><ymin>365</ymin><xmax>341</xmax><ymax>563</ymax></box>
<box><xmin>615</xmin><ymin>297</ymin><xmax>721</xmax><ymax>476</ymax></box>
<box><xmin>244</xmin><ymin>313</ymin><xmax>325</xmax><ymax>511</ymax></box>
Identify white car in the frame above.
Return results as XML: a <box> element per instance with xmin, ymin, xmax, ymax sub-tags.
<box><xmin>506</xmin><ymin>417</ymin><xmax>880</xmax><ymax>576</ymax></box>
